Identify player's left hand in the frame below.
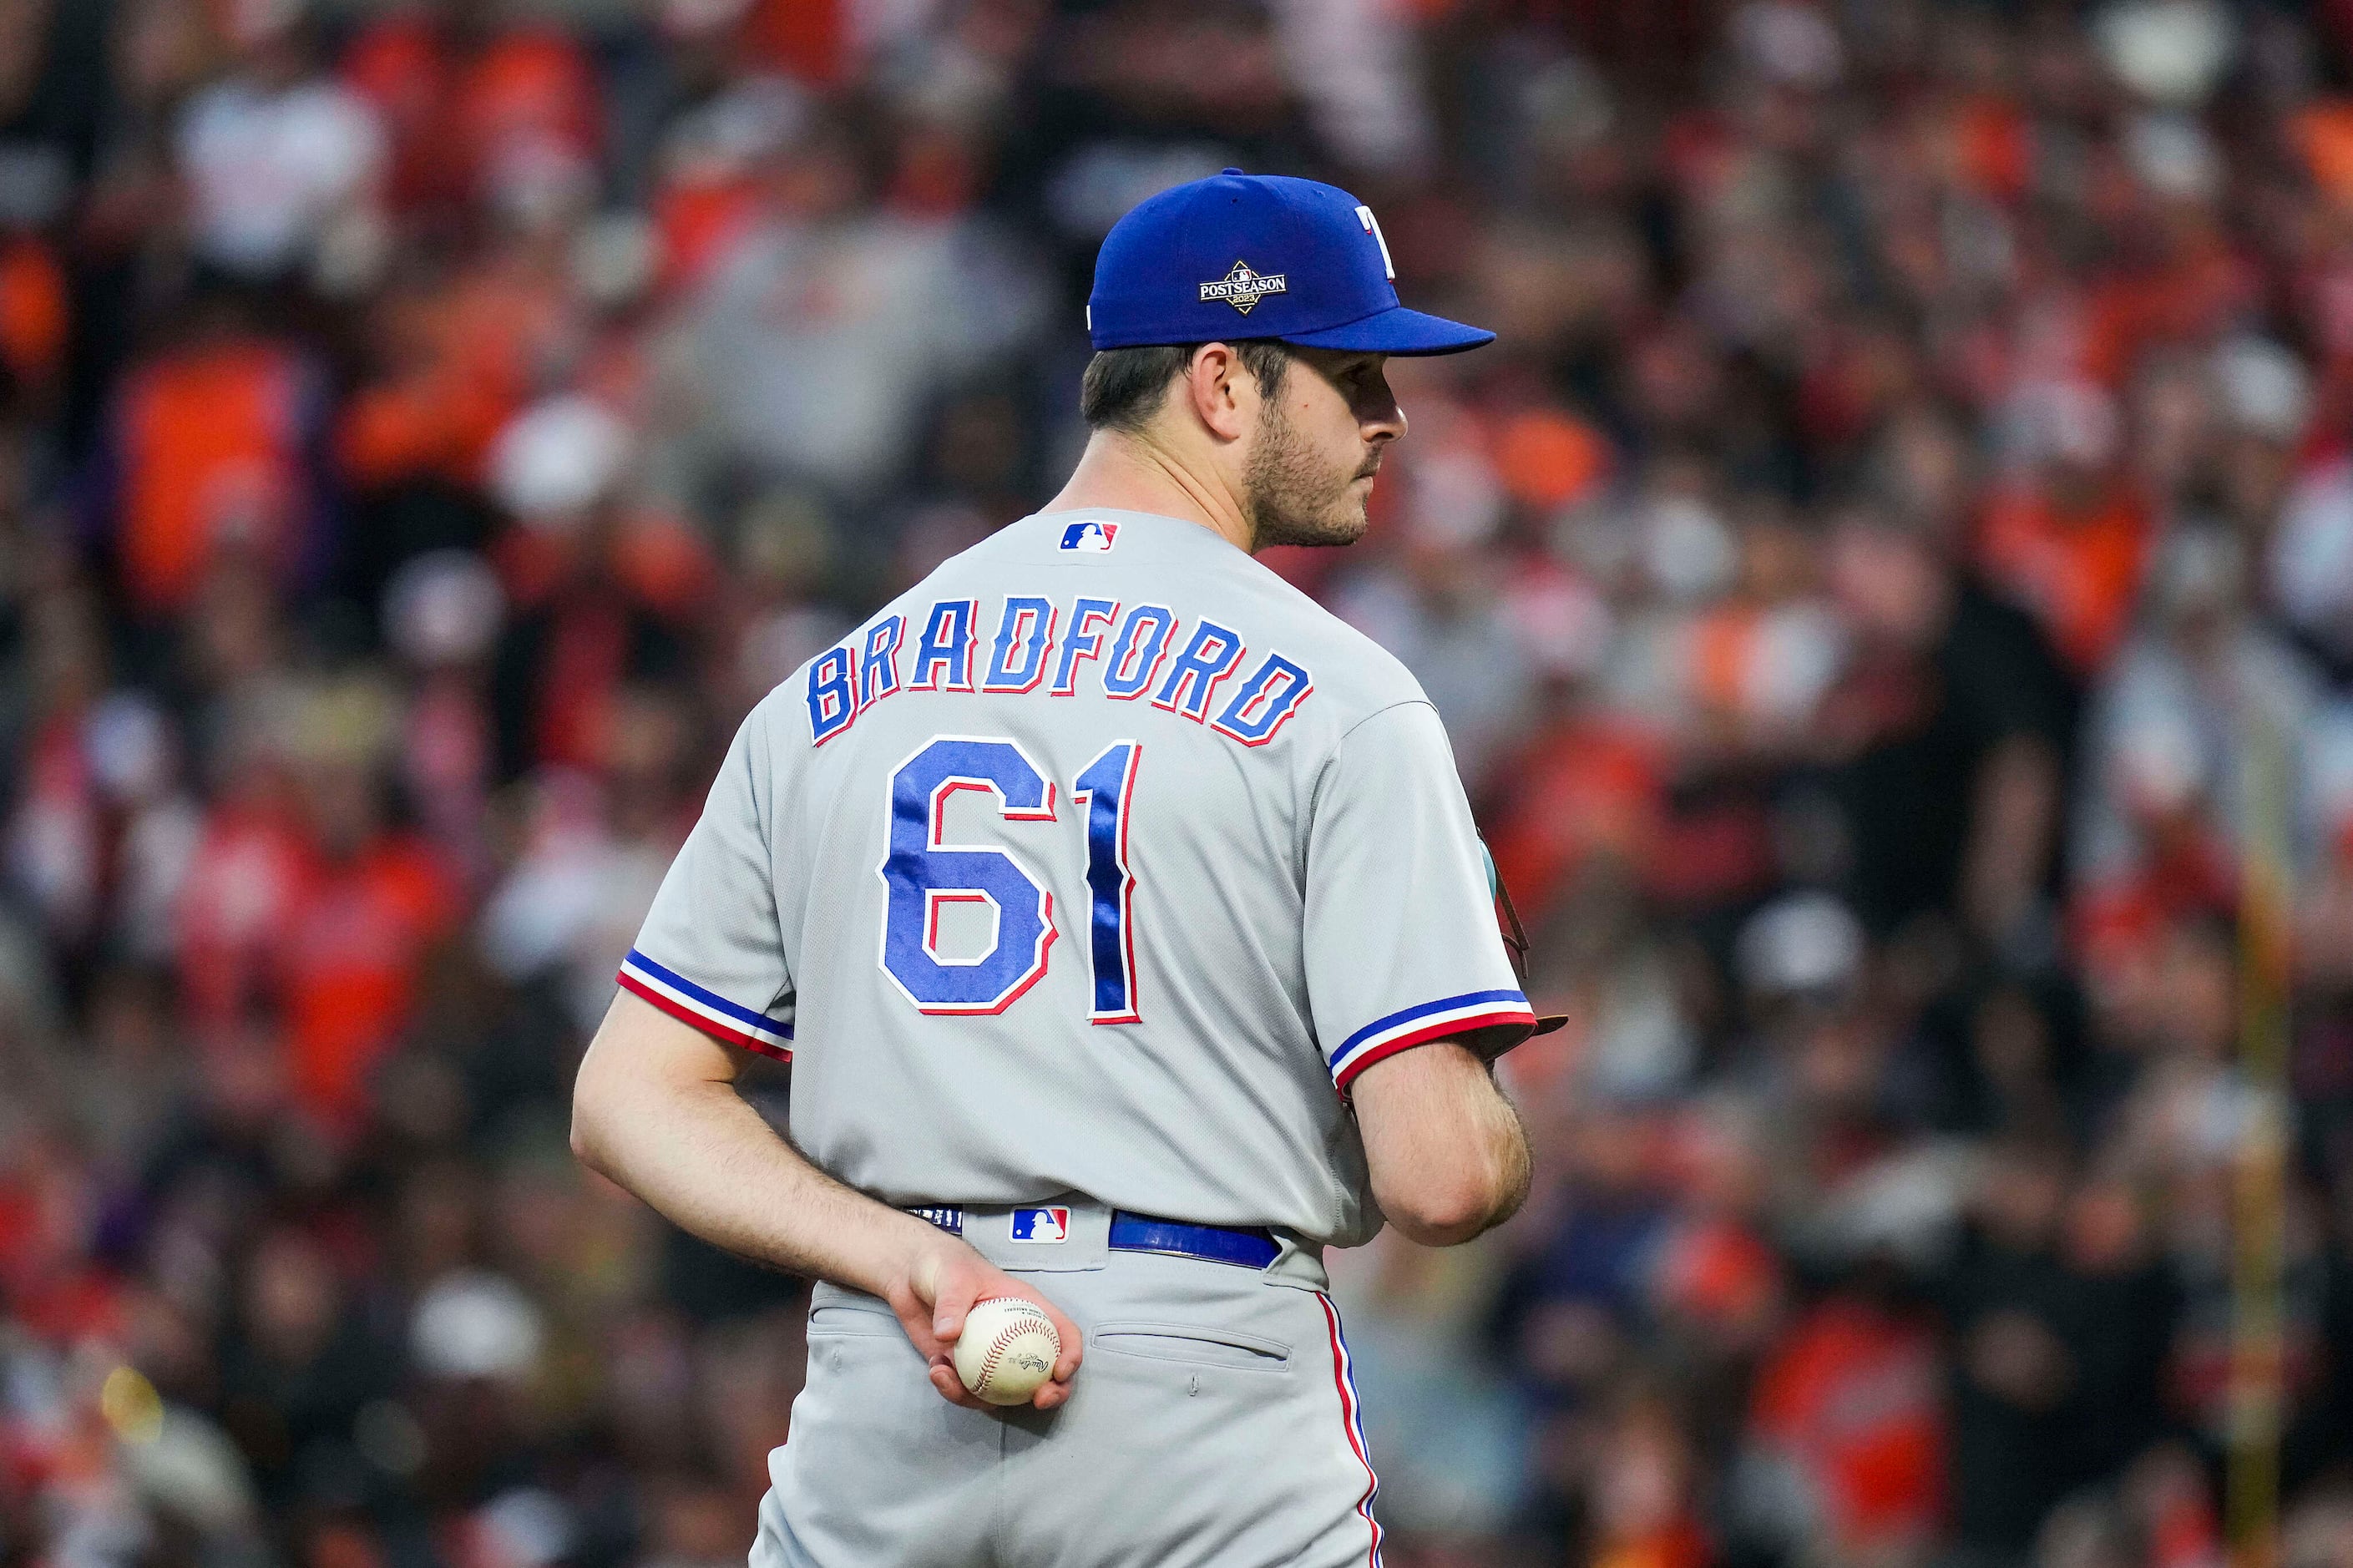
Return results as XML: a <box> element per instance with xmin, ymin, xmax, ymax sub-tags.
<box><xmin>885</xmin><ymin>1224</ymin><xmax>1084</xmax><ymax>1412</ymax></box>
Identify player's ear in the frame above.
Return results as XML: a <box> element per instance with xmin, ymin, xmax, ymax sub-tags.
<box><xmin>1185</xmin><ymin>343</ymin><xmax>1252</xmax><ymax>443</ymax></box>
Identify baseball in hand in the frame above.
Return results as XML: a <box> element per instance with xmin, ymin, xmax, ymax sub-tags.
<box><xmin>952</xmin><ymin>1297</ymin><xmax>1061</xmax><ymax>1406</ymax></box>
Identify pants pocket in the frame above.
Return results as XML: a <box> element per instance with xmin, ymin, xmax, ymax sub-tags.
<box><xmin>1090</xmin><ymin>1320</ymin><xmax>1292</xmax><ymax>1373</ymax></box>
<box><xmin>807</xmin><ymin>1303</ymin><xmax>901</xmax><ymax>1339</ymax></box>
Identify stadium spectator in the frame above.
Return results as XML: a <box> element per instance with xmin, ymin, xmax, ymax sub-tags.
<box><xmin>176</xmin><ymin>1</ymin><xmax>385</xmax><ymax>290</ymax></box>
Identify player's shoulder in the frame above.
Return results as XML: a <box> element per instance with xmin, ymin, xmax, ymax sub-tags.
<box><xmin>1213</xmin><ymin>570</ymin><xmax>1427</xmax><ymax>732</ymax></box>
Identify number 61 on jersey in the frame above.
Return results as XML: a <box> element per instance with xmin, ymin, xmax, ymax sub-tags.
<box><xmin>878</xmin><ymin>736</ymin><xmax>1143</xmax><ymax>1023</ymax></box>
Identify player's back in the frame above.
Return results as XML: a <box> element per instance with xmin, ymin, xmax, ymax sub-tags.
<box><xmin>624</xmin><ymin>508</ymin><xmax>1531</xmax><ymax>1247</ymax></box>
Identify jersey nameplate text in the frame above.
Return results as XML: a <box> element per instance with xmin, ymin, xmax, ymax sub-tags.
<box><xmin>806</xmin><ymin>595</ymin><xmax>1315</xmax><ymax>751</ymax></box>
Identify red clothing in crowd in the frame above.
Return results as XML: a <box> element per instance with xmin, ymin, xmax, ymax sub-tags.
<box><xmin>280</xmin><ymin>835</ymin><xmax>458</xmax><ymax>1126</ymax></box>
<box><xmin>738</xmin><ymin>0</ymin><xmax>847</xmax><ymax>82</ymax></box>
<box><xmin>0</xmin><ymin>235</ymin><xmax>67</xmax><ymax>396</ymax></box>
<box><xmin>344</xmin><ymin>17</ymin><xmax>599</xmax><ymax>215</ymax></box>
<box><xmin>338</xmin><ymin>255</ymin><xmax>573</xmax><ymax>492</ymax></box>
<box><xmin>1487</xmin><ymin>714</ymin><xmax>1668</xmax><ymax>915</ymax></box>
<box><xmin>1976</xmin><ymin>480</ymin><xmax>2153</xmax><ymax>678</ymax></box>
<box><xmin>108</xmin><ymin>336</ymin><xmax>321</xmax><ymax>617</ymax></box>
<box><xmin>178</xmin><ymin>810</ymin><xmax>459</xmax><ymax>1129</ymax></box>
<box><xmin>1748</xmin><ymin>1296</ymin><xmax>1949</xmax><ymax>1557</ymax></box>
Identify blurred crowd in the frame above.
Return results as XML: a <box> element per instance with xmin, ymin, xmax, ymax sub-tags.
<box><xmin>8</xmin><ymin>0</ymin><xmax>2353</xmax><ymax>1565</ymax></box>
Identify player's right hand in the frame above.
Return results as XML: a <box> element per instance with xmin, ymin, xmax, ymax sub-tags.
<box><xmin>883</xmin><ymin>1225</ymin><xmax>1083</xmax><ymax>1412</ymax></box>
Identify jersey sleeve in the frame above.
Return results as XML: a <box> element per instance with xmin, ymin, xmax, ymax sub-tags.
<box><xmin>1303</xmin><ymin>701</ymin><xmax>1536</xmax><ymax>1093</ymax></box>
<box><xmin>616</xmin><ymin>701</ymin><xmax>796</xmax><ymax>1061</ymax></box>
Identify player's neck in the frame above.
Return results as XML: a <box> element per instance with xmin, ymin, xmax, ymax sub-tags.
<box><xmin>1041</xmin><ymin>431</ymin><xmax>1257</xmax><ymax>555</ymax></box>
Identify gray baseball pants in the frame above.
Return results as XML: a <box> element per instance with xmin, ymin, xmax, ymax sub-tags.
<box><xmin>749</xmin><ymin>1202</ymin><xmax>1385</xmax><ymax>1567</ymax></box>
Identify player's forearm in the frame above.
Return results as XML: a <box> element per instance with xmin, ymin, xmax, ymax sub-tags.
<box><xmin>1479</xmin><ymin>1083</ymin><xmax>1534</xmax><ymax>1233</ymax></box>
<box><xmin>570</xmin><ymin>999</ymin><xmax>942</xmax><ymax>1298</ymax></box>
<box><xmin>575</xmin><ymin>996</ymin><xmax>1086</xmax><ymax>1413</ymax></box>
<box><xmin>1411</xmin><ymin>1067</ymin><xmax>1530</xmax><ymax>1243</ymax></box>
<box><xmin>1353</xmin><ymin>1042</ymin><xmax>1533</xmax><ymax>1245</ymax></box>
<box><xmin>577</xmin><ymin>1072</ymin><xmax>938</xmax><ymax>1295</ymax></box>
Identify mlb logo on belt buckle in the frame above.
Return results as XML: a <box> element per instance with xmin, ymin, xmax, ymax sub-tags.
<box><xmin>1010</xmin><ymin>1206</ymin><xmax>1071</xmax><ymax>1243</ymax></box>
<box><xmin>1059</xmin><ymin>520</ymin><xmax>1117</xmax><ymax>552</ymax></box>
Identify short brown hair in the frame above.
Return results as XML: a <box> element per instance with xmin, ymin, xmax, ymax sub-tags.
<box><xmin>1079</xmin><ymin>341</ymin><xmax>1292</xmax><ymax>432</ymax></box>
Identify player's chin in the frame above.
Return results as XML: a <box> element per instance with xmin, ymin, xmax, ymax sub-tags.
<box><xmin>1329</xmin><ymin>497</ymin><xmax>1374</xmax><ymax>543</ymax></box>
<box><xmin>1257</xmin><ymin>493</ymin><xmax>1372</xmax><ymax>549</ymax></box>
<box><xmin>1305</xmin><ymin>488</ymin><xmax>1373</xmax><ymax>541</ymax></box>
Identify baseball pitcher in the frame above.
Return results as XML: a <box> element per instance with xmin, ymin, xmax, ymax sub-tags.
<box><xmin>573</xmin><ymin>170</ymin><xmax>1544</xmax><ymax>1566</ymax></box>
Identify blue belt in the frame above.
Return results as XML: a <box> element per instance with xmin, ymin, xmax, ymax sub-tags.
<box><xmin>1109</xmin><ymin>1211</ymin><xmax>1281</xmax><ymax>1269</ymax></box>
<box><xmin>912</xmin><ymin>1207</ymin><xmax>1280</xmax><ymax>1270</ymax></box>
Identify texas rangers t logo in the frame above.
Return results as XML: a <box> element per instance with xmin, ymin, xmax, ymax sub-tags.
<box><xmin>1060</xmin><ymin>520</ymin><xmax>1119</xmax><ymax>552</ymax></box>
<box><xmin>1010</xmin><ymin>1206</ymin><xmax>1071</xmax><ymax>1242</ymax></box>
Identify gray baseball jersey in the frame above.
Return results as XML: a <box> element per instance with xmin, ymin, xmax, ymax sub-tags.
<box><xmin>618</xmin><ymin>506</ymin><xmax>1534</xmax><ymax>1248</ymax></box>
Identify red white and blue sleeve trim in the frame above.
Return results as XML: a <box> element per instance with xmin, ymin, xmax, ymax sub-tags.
<box><xmin>617</xmin><ymin>948</ymin><xmax>793</xmax><ymax>1062</ymax></box>
<box><xmin>1326</xmin><ymin>989</ymin><xmax>1535</xmax><ymax>1091</ymax></box>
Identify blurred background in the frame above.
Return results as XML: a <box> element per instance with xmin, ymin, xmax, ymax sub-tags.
<box><xmin>8</xmin><ymin>0</ymin><xmax>2353</xmax><ymax>1565</ymax></box>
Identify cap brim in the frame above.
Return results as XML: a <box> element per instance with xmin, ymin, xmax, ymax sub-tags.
<box><xmin>1278</xmin><ymin>305</ymin><xmax>1495</xmax><ymax>357</ymax></box>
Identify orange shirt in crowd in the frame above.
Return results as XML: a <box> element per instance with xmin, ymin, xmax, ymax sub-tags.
<box><xmin>0</xmin><ymin>235</ymin><xmax>67</xmax><ymax>396</ymax></box>
<box><xmin>2080</xmin><ymin>235</ymin><xmax>2257</xmax><ymax>391</ymax></box>
<box><xmin>339</xmin><ymin>256</ymin><xmax>569</xmax><ymax>490</ymax></box>
<box><xmin>1976</xmin><ymin>480</ymin><xmax>2152</xmax><ymax>677</ymax></box>
<box><xmin>177</xmin><ymin>810</ymin><xmax>459</xmax><ymax>1130</ymax></box>
<box><xmin>1748</xmin><ymin>1296</ymin><xmax>1948</xmax><ymax>1556</ymax></box>
<box><xmin>344</xmin><ymin>17</ymin><xmax>598</xmax><ymax>213</ymax></box>
<box><xmin>279</xmin><ymin>835</ymin><xmax>458</xmax><ymax>1129</ymax></box>
<box><xmin>1652</xmin><ymin>1214</ymin><xmax>1783</xmax><ymax>1337</ymax></box>
<box><xmin>1487</xmin><ymin>713</ymin><xmax>1667</xmax><ymax>916</ymax></box>
<box><xmin>456</xmin><ymin>26</ymin><xmax>600</xmax><ymax>171</ymax></box>
<box><xmin>111</xmin><ymin>337</ymin><xmax>314</xmax><ymax>617</ymax></box>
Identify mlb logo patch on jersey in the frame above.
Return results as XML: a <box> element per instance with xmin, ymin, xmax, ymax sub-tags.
<box><xmin>1060</xmin><ymin>520</ymin><xmax>1118</xmax><ymax>552</ymax></box>
<box><xmin>1010</xmin><ymin>1206</ymin><xmax>1071</xmax><ymax>1243</ymax></box>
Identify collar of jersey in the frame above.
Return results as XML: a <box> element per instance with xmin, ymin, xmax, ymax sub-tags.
<box><xmin>1025</xmin><ymin>506</ymin><xmax>1259</xmax><ymax>563</ymax></box>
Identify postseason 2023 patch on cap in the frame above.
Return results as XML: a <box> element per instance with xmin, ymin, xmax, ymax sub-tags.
<box><xmin>1086</xmin><ymin>169</ymin><xmax>1495</xmax><ymax>357</ymax></box>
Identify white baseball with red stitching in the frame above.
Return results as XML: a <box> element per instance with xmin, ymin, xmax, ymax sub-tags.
<box><xmin>951</xmin><ymin>1297</ymin><xmax>1060</xmax><ymax>1406</ymax></box>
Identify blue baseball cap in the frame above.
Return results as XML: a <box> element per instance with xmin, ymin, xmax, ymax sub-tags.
<box><xmin>1087</xmin><ymin>170</ymin><xmax>1494</xmax><ymax>357</ymax></box>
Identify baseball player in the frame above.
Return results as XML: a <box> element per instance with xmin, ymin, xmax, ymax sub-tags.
<box><xmin>572</xmin><ymin>170</ymin><xmax>1546</xmax><ymax>1566</ymax></box>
